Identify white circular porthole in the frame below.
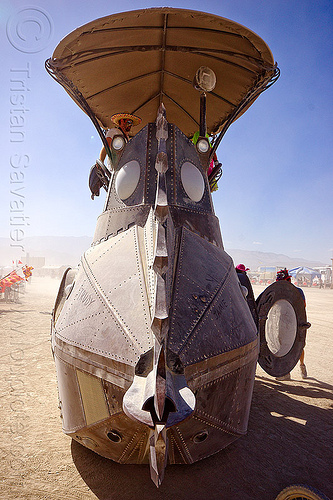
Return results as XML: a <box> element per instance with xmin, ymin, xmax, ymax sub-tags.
<box><xmin>180</xmin><ymin>162</ymin><xmax>205</xmax><ymax>202</ymax></box>
<box><xmin>265</xmin><ymin>299</ymin><xmax>297</xmax><ymax>357</ymax></box>
<box><xmin>112</xmin><ymin>135</ymin><xmax>126</xmax><ymax>151</ymax></box>
<box><xmin>196</xmin><ymin>138</ymin><xmax>210</xmax><ymax>153</ymax></box>
<box><xmin>115</xmin><ymin>160</ymin><xmax>141</xmax><ymax>200</ymax></box>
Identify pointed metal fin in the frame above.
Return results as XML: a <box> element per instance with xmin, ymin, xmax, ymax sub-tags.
<box><xmin>149</xmin><ymin>424</ymin><xmax>168</xmax><ymax>488</ymax></box>
<box><xmin>154</xmin><ymin>345</ymin><xmax>166</xmax><ymax>420</ymax></box>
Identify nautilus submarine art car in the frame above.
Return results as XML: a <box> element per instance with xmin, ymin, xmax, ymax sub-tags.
<box><xmin>46</xmin><ymin>8</ymin><xmax>309</xmax><ymax>487</ymax></box>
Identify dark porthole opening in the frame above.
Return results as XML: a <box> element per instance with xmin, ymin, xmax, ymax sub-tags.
<box><xmin>107</xmin><ymin>430</ymin><xmax>122</xmax><ymax>443</ymax></box>
<box><xmin>193</xmin><ymin>430</ymin><xmax>209</xmax><ymax>443</ymax></box>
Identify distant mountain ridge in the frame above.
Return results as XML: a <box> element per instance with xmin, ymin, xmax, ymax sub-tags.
<box><xmin>0</xmin><ymin>236</ymin><xmax>327</xmax><ymax>269</ymax></box>
<box><xmin>226</xmin><ymin>248</ymin><xmax>326</xmax><ymax>271</ymax></box>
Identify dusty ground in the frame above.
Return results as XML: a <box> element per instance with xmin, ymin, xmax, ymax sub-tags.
<box><xmin>0</xmin><ymin>277</ymin><xmax>332</xmax><ymax>500</ymax></box>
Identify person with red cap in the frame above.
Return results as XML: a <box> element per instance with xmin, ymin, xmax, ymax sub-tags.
<box><xmin>236</xmin><ymin>264</ymin><xmax>249</xmax><ymax>273</ymax></box>
<box><xmin>236</xmin><ymin>264</ymin><xmax>258</xmax><ymax>325</ymax></box>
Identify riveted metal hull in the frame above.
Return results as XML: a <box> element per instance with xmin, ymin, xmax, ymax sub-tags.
<box><xmin>52</xmin><ymin>207</ymin><xmax>258</xmax><ymax>465</ymax></box>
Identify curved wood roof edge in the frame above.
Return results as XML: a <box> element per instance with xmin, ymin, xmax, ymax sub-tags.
<box><xmin>52</xmin><ymin>8</ymin><xmax>275</xmax><ymax>63</ymax></box>
<box><xmin>46</xmin><ymin>8</ymin><xmax>279</xmax><ymax>140</ymax></box>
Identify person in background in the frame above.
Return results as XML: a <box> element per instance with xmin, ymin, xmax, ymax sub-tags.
<box><xmin>236</xmin><ymin>264</ymin><xmax>258</xmax><ymax>325</ymax></box>
<box><xmin>275</xmin><ymin>268</ymin><xmax>308</xmax><ymax>380</ymax></box>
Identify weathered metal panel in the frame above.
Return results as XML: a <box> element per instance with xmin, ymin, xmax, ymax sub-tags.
<box><xmin>55</xmin><ymin>226</ymin><xmax>154</xmax><ymax>365</ymax></box>
<box><xmin>167</xmin><ymin>226</ymin><xmax>257</xmax><ymax>364</ymax></box>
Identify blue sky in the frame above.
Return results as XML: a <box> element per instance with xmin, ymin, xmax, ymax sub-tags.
<box><xmin>1</xmin><ymin>0</ymin><xmax>332</xmax><ymax>264</ymax></box>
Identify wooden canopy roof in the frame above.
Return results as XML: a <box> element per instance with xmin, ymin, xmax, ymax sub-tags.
<box><xmin>46</xmin><ymin>8</ymin><xmax>279</xmax><ymax>137</ymax></box>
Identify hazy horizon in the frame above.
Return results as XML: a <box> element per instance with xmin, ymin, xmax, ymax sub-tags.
<box><xmin>0</xmin><ymin>235</ymin><xmax>329</xmax><ymax>272</ymax></box>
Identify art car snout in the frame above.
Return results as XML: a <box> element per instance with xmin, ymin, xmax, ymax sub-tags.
<box><xmin>123</xmin><ymin>347</ymin><xmax>196</xmax><ymax>429</ymax></box>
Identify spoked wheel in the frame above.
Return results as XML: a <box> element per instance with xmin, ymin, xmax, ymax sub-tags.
<box><xmin>275</xmin><ymin>484</ymin><xmax>330</xmax><ymax>500</ymax></box>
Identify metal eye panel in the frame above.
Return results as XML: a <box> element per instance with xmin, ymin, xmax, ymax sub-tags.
<box><xmin>115</xmin><ymin>160</ymin><xmax>141</xmax><ymax>200</ymax></box>
<box><xmin>180</xmin><ymin>161</ymin><xmax>205</xmax><ymax>202</ymax></box>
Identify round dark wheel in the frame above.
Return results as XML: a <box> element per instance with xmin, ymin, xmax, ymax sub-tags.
<box><xmin>256</xmin><ymin>281</ymin><xmax>310</xmax><ymax>377</ymax></box>
<box><xmin>275</xmin><ymin>484</ymin><xmax>330</xmax><ymax>500</ymax></box>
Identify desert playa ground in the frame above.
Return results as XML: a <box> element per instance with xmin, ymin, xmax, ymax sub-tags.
<box><xmin>0</xmin><ymin>277</ymin><xmax>332</xmax><ymax>500</ymax></box>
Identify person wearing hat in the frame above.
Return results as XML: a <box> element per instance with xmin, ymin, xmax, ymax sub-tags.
<box><xmin>89</xmin><ymin>113</ymin><xmax>141</xmax><ymax>199</ymax></box>
<box><xmin>236</xmin><ymin>264</ymin><xmax>249</xmax><ymax>273</ymax></box>
<box><xmin>236</xmin><ymin>264</ymin><xmax>258</xmax><ymax>325</ymax></box>
<box><xmin>99</xmin><ymin>113</ymin><xmax>142</xmax><ymax>167</ymax></box>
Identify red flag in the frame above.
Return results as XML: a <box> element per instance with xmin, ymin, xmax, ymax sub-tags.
<box><xmin>8</xmin><ymin>271</ymin><xmax>25</xmax><ymax>284</ymax></box>
<box><xmin>0</xmin><ymin>273</ymin><xmax>23</xmax><ymax>293</ymax></box>
<box><xmin>23</xmin><ymin>266</ymin><xmax>34</xmax><ymax>280</ymax></box>
<box><xmin>18</xmin><ymin>260</ymin><xmax>23</xmax><ymax>265</ymax></box>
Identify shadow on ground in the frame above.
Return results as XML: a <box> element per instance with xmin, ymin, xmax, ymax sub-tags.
<box><xmin>71</xmin><ymin>377</ymin><xmax>332</xmax><ymax>500</ymax></box>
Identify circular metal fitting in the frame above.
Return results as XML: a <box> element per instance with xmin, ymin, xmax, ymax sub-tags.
<box><xmin>112</xmin><ymin>135</ymin><xmax>126</xmax><ymax>151</ymax></box>
<box><xmin>196</xmin><ymin>138</ymin><xmax>210</xmax><ymax>153</ymax></box>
